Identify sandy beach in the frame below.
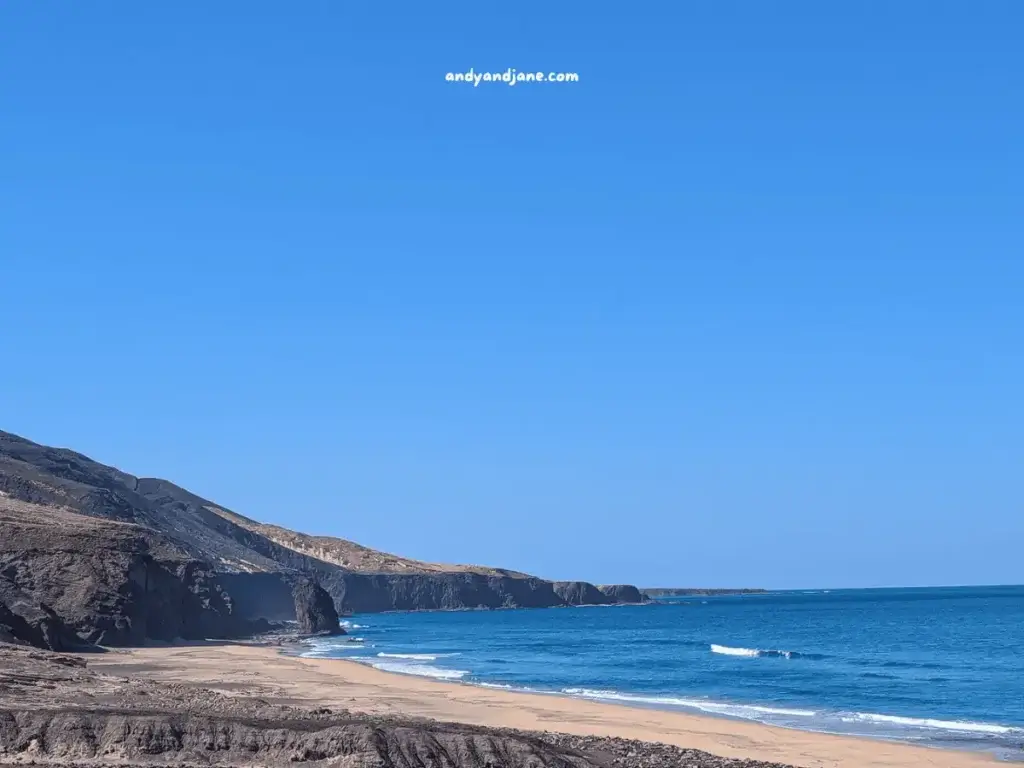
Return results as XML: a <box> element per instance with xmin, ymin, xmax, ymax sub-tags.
<box><xmin>85</xmin><ymin>644</ymin><xmax>997</xmax><ymax>768</ymax></box>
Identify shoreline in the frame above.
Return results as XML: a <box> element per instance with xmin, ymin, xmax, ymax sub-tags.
<box><xmin>306</xmin><ymin>630</ymin><xmax>1022</xmax><ymax>759</ymax></box>
<box><xmin>85</xmin><ymin>643</ymin><xmax>1000</xmax><ymax>768</ymax></box>
<box><xmin>321</xmin><ymin>653</ymin><xmax>1004</xmax><ymax>750</ymax></box>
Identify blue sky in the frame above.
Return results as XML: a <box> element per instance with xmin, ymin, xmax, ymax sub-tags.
<box><xmin>2</xmin><ymin>2</ymin><xmax>1021</xmax><ymax>589</ymax></box>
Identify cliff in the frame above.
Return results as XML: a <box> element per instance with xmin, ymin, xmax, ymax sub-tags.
<box><xmin>642</xmin><ymin>588</ymin><xmax>767</xmax><ymax>598</ymax></box>
<box><xmin>0</xmin><ymin>428</ymin><xmax>646</xmax><ymax>645</ymax></box>
<box><xmin>553</xmin><ymin>581</ymin><xmax>609</xmax><ymax>606</ymax></box>
<box><xmin>0</xmin><ymin>497</ymin><xmax>341</xmax><ymax>649</ymax></box>
<box><xmin>597</xmin><ymin>584</ymin><xmax>647</xmax><ymax>604</ymax></box>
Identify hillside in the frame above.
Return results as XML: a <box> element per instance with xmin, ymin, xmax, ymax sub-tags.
<box><xmin>212</xmin><ymin>507</ymin><xmax>530</xmax><ymax>577</ymax></box>
<box><xmin>0</xmin><ymin>429</ymin><xmax>646</xmax><ymax>643</ymax></box>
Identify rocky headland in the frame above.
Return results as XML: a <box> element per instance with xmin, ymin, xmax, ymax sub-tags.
<box><xmin>0</xmin><ymin>429</ymin><xmax>646</xmax><ymax>653</ymax></box>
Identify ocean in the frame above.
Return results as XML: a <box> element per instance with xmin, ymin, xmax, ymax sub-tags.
<box><xmin>302</xmin><ymin>586</ymin><xmax>1024</xmax><ymax>760</ymax></box>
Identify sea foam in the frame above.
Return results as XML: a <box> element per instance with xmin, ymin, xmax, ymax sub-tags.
<box><xmin>710</xmin><ymin>644</ymin><xmax>825</xmax><ymax>660</ymax></box>
<box><xmin>842</xmin><ymin>712</ymin><xmax>1023</xmax><ymax>736</ymax></box>
<box><xmin>562</xmin><ymin>688</ymin><xmax>817</xmax><ymax>719</ymax></box>
<box><xmin>376</xmin><ymin>652</ymin><xmax>461</xmax><ymax>661</ymax></box>
<box><xmin>711</xmin><ymin>644</ymin><xmax>762</xmax><ymax>657</ymax></box>
<box><xmin>366</xmin><ymin>659</ymin><xmax>469</xmax><ymax>681</ymax></box>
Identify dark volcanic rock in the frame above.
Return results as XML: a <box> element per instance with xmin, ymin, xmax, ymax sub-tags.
<box><xmin>292</xmin><ymin>576</ymin><xmax>343</xmax><ymax>635</ymax></box>
<box><xmin>553</xmin><ymin>581</ymin><xmax>611</xmax><ymax>606</ymax></box>
<box><xmin>217</xmin><ymin>571</ymin><xmax>300</xmax><ymax>621</ymax></box>
<box><xmin>329</xmin><ymin>571</ymin><xmax>567</xmax><ymax>612</ymax></box>
<box><xmin>597</xmin><ymin>584</ymin><xmax>648</xmax><ymax>604</ymax></box>
<box><xmin>0</xmin><ymin>501</ymin><xmax>270</xmax><ymax>648</ymax></box>
<box><xmin>1</xmin><ymin>429</ymin><xmax>647</xmax><ymax>616</ymax></box>
<box><xmin>0</xmin><ymin>709</ymin><xmax>587</xmax><ymax>768</ymax></box>
<box><xmin>0</xmin><ymin>577</ymin><xmax>79</xmax><ymax>650</ymax></box>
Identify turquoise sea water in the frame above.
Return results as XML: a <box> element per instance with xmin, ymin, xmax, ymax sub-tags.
<box><xmin>303</xmin><ymin>586</ymin><xmax>1024</xmax><ymax>760</ymax></box>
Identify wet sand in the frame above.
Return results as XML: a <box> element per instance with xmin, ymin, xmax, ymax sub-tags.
<box><xmin>87</xmin><ymin>644</ymin><xmax>998</xmax><ymax>768</ymax></box>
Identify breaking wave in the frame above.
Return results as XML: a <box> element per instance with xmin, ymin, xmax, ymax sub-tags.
<box><xmin>840</xmin><ymin>712</ymin><xmax>1023</xmax><ymax>736</ymax></box>
<box><xmin>376</xmin><ymin>652</ymin><xmax>461</xmax><ymax>661</ymax></box>
<box><xmin>561</xmin><ymin>688</ymin><xmax>817</xmax><ymax>719</ymax></box>
<box><xmin>710</xmin><ymin>644</ymin><xmax>826</xmax><ymax>660</ymax></box>
<box><xmin>365</xmin><ymin>659</ymin><xmax>469</xmax><ymax>681</ymax></box>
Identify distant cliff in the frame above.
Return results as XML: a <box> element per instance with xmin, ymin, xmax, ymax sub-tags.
<box><xmin>642</xmin><ymin>588</ymin><xmax>767</xmax><ymax>598</ymax></box>
<box><xmin>0</xmin><ymin>429</ymin><xmax>646</xmax><ymax>646</ymax></box>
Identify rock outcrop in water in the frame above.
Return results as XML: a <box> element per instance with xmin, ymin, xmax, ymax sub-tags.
<box><xmin>0</xmin><ymin>428</ymin><xmax>647</xmax><ymax>649</ymax></box>
<box><xmin>292</xmin><ymin>576</ymin><xmax>342</xmax><ymax>635</ymax></box>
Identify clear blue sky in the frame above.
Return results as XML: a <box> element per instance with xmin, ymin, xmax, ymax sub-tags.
<box><xmin>2</xmin><ymin>2</ymin><xmax>1021</xmax><ymax>589</ymax></box>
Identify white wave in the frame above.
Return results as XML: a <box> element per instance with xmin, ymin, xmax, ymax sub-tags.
<box><xmin>376</xmin><ymin>652</ymin><xmax>461</xmax><ymax>661</ymax></box>
<box><xmin>478</xmin><ymin>682</ymin><xmax>516</xmax><ymax>690</ymax></box>
<box><xmin>301</xmin><ymin>640</ymin><xmax>350</xmax><ymax>658</ymax></box>
<box><xmin>562</xmin><ymin>688</ymin><xmax>816</xmax><ymax>719</ymax></box>
<box><xmin>711</xmin><ymin>644</ymin><xmax>761</xmax><ymax>657</ymax></box>
<box><xmin>843</xmin><ymin>712</ymin><xmax>1022</xmax><ymax>736</ymax></box>
<box><xmin>709</xmin><ymin>644</ymin><xmax>807</xmax><ymax>659</ymax></box>
<box><xmin>368</xmin><ymin>660</ymin><xmax>468</xmax><ymax>681</ymax></box>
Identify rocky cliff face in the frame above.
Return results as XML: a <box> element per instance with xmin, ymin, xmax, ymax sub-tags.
<box><xmin>0</xmin><ymin>497</ymin><xmax>347</xmax><ymax>649</ymax></box>
<box><xmin>597</xmin><ymin>584</ymin><xmax>647</xmax><ymax>604</ymax></box>
<box><xmin>0</xmin><ymin>577</ymin><xmax>78</xmax><ymax>650</ymax></box>
<box><xmin>331</xmin><ymin>572</ymin><xmax>566</xmax><ymax>612</ymax></box>
<box><xmin>0</xmin><ymin>500</ymin><xmax>265</xmax><ymax>648</ymax></box>
<box><xmin>0</xmin><ymin>429</ymin><xmax>648</xmax><ymax>631</ymax></box>
<box><xmin>553</xmin><ymin>581</ymin><xmax>610</xmax><ymax>606</ymax></box>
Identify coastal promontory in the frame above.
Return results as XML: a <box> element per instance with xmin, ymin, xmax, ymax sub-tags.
<box><xmin>0</xmin><ymin>429</ymin><xmax>646</xmax><ymax>652</ymax></box>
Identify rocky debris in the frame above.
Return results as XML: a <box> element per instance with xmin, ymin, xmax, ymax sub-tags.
<box><xmin>0</xmin><ymin>710</ymin><xmax>592</xmax><ymax>768</ymax></box>
<box><xmin>596</xmin><ymin>585</ymin><xmax>647</xmax><ymax>604</ymax></box>
<box><xmin>291</xmin><ymin>577</ymin><xmax>343</xmax><ymax>635</ymax></box>
<box><xmin>543</xmin><ymin>733</ymin><xmax>797</xmax><ymax>768</ymax></box>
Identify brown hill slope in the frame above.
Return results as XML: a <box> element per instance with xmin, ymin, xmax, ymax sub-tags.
<box><xmin>0</xmin><ymin>429</ymin><xmax>646</xmax><ymax>616</ymax></box>
<box><xmin>213</xmin><ymin>507</ymin><xmax>529</xmax><ymax>577</ymax></box>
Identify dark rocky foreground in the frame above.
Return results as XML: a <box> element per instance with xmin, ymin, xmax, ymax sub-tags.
<box><xmin>0</xmin><ymin>644</ymin><xmax>796</xmax><ymax>768</ymax></box>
